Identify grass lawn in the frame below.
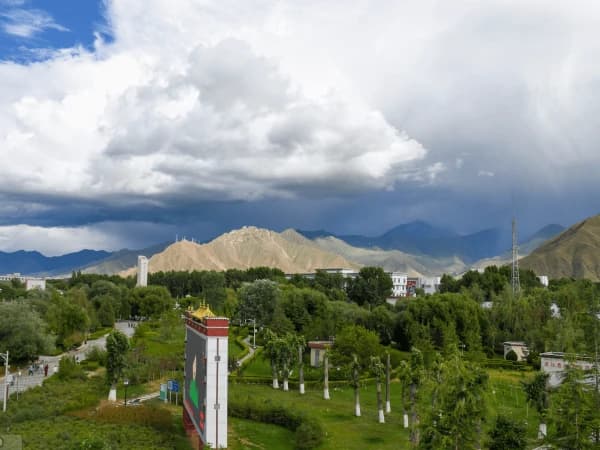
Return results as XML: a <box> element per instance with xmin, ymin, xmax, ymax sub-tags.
<box><xmin>228</xmin><ymin>417</ymin><xmax>295</xmax><ymax>450</ymax></box>
<box><xmin>230</xmin><ymin>367</ymin><xmax>542</xmax><ymax>450</ymax></box>
<box><xmin>231</xmin><ymin>382</ymin><xmax>411</xmax><ymax>449</ymax></box>
<box><xmin>89</xmin><ymin>326</ymin><xmax>113</xmax><ymax>340</ymax></box>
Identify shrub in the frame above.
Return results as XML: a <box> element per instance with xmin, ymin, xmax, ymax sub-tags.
<box><xmin>526</xmin><ymin>351</ymin><xmax>541</xmax><ymax>370</ymax></box>
<box><xmin>488</xmin><ymin>415</ymin><xmax>527</xmax><ymax>450</ymax></box>
<box><xmin>95</xmin><ymin>404</ymin><xmax>174</xmax><ymax>432</ymax></box>
<box><xmin>57</xmin><ymin>356</ymin><xmax>87</xmax><ymax>381</ymax></box>
<box><xmin>229</xmin><ymin>396</ymin><xmax>324</xmax><ymax>450</ymax></box>
<box><xmin>86</xmin><ymin>347</ymin><xmax>108</xmax><ymax>366</ymax></box>
<box><xmin>294</xmin><ymin>417</ymin><xmax>324</xmax><ymax>450</ymax></box>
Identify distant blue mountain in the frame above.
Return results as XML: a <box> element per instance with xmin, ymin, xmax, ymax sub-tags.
<box><xmin>297</xmin><ymin>221</ymin><xmax>563</xmax><ymax>263</ymax></box>
<box><xmin>0</xmin><ymin>249</ymin><xmax>111</xmax><ymax>276</ymax></box>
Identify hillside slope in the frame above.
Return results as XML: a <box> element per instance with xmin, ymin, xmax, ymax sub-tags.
<box><xmin>520</xmin><ymin>215</ymin><xmax>600</xmax><ymax>280</ymax></box>
<box><xmin>312</xmin><ymin>236</ymin><xmax>468</xmax><ymax>276</ymax></box>
<box><xmin>122</xmin><ymin>226</ymin><xmax>360</xmax><ymax>275</ymax></box>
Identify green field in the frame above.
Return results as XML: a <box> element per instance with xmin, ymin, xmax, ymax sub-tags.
<box><xmin>229</xmin><ymin>417</ymin><xmax>295</xmax><ymax>450</ymax></box>
<box><xmin>228</xmin><ymin>368</ymin><xmax>539</xmax><ymax>450</ymax></box>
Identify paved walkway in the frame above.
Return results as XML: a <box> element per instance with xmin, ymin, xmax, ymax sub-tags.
<box><xmin>1</xmin><ymin>321</ymin><xmax>136</xmax><ymax>401</ymax></box>
<box><xmin>237</xmin><ymin>335</ymin><xmax>258</xmax><ymax>366</ymax></box>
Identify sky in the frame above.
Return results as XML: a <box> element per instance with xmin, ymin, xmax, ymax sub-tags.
<box><xmin>1</xmin><ymin>0</ymin><xmax>600</xmax><ymax>255</ymax></box>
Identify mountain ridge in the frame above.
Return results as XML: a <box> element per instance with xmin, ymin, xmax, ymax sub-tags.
<box><xmin>520</xmin><ymin>215</ymin><xmax>600</xmax><ymax>281</ymax></box>
<box><xmin>121</xmin><ymin>226</ymin><xmax>360</xmax><ymax>275</ymax></box>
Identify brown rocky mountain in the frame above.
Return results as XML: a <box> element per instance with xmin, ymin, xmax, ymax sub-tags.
<box><xmin>520</xmin><ymin>214</ymin><xmax>600</xmax><ymax>281</ymax></box>
<box><xmin>122</xmin><ymin>226</ymin><xmax>360</xmax><ymax>275</ymax></box>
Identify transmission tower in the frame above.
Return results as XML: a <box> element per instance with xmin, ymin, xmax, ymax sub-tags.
<box><xmin>511</xmin><ymin>217</ymin><xmax>521</xmax><ymax>297</ymax></box>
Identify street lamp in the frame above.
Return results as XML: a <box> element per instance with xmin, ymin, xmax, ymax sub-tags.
<box><xmin>251</xmin><ymin>318</ymin><xmax>257</xmax><ymax>349</ymax></box>
<box><xmin>124</xmin><ymin>378</ymin><xmax>129</xmax><ymax>407</ymax></box>
<box><xmin>0</xmin><ymin>350</ymin><xmax>8</xmax><ymax>412</ymax></box>
<box><xmin>17</xmin><ymin>371</ymin><xmax>21</xmax><ymax>401</ymax></box>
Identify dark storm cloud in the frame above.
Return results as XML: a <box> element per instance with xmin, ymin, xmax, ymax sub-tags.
<box><xmin>2</xmin><ymin>0</ymin><xmax>600</xmax><ymax>254</ymax></box>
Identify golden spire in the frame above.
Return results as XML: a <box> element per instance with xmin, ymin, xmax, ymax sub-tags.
<box><xmin>190</xmin><ymin>300</ymin><xmax>215</xmax><ymax>319</ymax></box>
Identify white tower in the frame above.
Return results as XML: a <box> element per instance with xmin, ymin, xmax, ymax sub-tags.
<box><xmin>136</xmin><ymin>255</ymin><xmax>148</xmax><ymax>287</ymax></box>
<box><xmin>184</xmin><ymin>305</ymin><xmax>228</xmax><ymax>449</ymax></box>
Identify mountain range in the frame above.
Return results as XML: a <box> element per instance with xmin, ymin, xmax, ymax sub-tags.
<box><xmin>0</xmin><ymin>220</ymin><xmax>566</xmax><ymax>278</ymax></box>
<box><xmin>298</xmin><ymin>221</ymin><xmax>564</xmax><ymax>263</ymax></box>
<box><xmin>0</xmin><ymin>249</ymin><xmax>110</xmax><ymax>276</ymax></box>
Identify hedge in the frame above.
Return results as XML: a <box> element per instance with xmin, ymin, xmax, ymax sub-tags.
<box><xmin>235</xmin><ymin>336</ymin><xmax>250</xmax><ymax>361</ymax></box>
<box><xmin>229</xmin><ymin>396</ymin><xmax>324</xmax><ymax>450</ymax></box>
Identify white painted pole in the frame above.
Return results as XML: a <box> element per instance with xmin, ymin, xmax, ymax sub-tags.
<box><xmin>3</xmin><ymin>350</ymin><xmax>9</xmax><ymax>412</ymax></box>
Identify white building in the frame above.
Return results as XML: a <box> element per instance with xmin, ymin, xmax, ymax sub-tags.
<box><xmin>308</xmin><ymin>340</ymin><xmax>334</xmax><ymax>367</ymax></box>
<box><xmin>390</xmin><ymin>272</ymin><xmax>408</xmax><ymax>297</ymax></box>
<box><xmin>0</xmin><ymin>274</ymin><xmax>46</xmax><ymax>290</ymax></box>
<box><xmin>137</xmin><ymin>255</ymin><xmax>148</xmax><ymax>287</ymax></box>
<box><xmin>537</xmin><ymin>275</ymin><xmax>549</xmax><ymax>287</ymax></box>
<box><xmin>25</xmin><ymin>278</ymin><xmax>46</xmax><ymax>291</ymax></box>
<box><xmin>420</xmin><ymin>276</ymin><xmax>441</xmax><ymax>295</ymax></box>
<box><xmin>0</xmin><ymin>273</ymin><xmax>21</xmax><ymax>281</ymax></box>
<box><xmin>540</xmin><ymin>352</ymin><xmax>597</xmax><ymax>387</ymax></box>
<box><xmin>503</xmin><ymin>341</ymin><xmax>529</xmax><ymax>361</ymax></box>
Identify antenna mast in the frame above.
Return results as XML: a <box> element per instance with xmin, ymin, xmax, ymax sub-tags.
<box><xmin>511</xmin><ymin>217</ymin><xmax>521</xmax><ymax>297</ymax></box>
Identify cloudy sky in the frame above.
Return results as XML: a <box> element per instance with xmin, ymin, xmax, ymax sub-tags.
<box><xmin>1</xmin><ymin>0</ymin><xmax>600</xmax><ymax>255</ymax></box>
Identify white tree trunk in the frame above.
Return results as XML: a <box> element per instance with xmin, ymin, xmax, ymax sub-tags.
<box><xmin>273</xmin><ymin>378</ymin><xmax>279</xmax><ymax>389</ymax></box>
<box><xmin>298</xmin><ymin>346</ymin><xmax>304</xmax><ymax>395</ymax></box>
<box><xmin>323</xmin><ymin>353</ymin><xmax>330</xmax><ymax>400</ymax></box>
<box><xmin>538</xmin><ymin>422</ymin><xmax>547</xmax><ymax>439</ymax></box>
<box><xmin>354</xmin><ymin>388</ymin><xmax>361</xmax><ymax>417</ymax></box>
<box><xmin>403</xmin><ymin>414</ymin><xmax>409</xmax><ymax>428</ymax></box>
<box><xmin>108</xmin><ymin>385</ymin><xmax>117</xmax><ymax>402</ymax></box>
<box><xmin>378</xmin><ymin>409</ymin><xmax>385</xmax><ymax>424</ymax></box>
<box><xmin>385</xmin><ymin>352</ymin><xmax>391</xmax><ymax>414</ymax></box>
<box><xmin>283</xmin><ymin>378</ymin><xmax>289</xmax><ymax>391</ymax></box>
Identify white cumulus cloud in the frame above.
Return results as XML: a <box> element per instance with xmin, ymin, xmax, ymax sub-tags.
<box><xmin>0</xmin><ymin>1</ymin><xmax>428</xmax><ymax>208</ymax></box>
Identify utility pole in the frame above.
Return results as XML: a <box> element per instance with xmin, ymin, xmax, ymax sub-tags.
<box><xmin>1</xmin><ymin>350</ymin><xmax>8</xmax><ymax>412</ymax></box>
<box><xmin>511</xmin><ymin>218</ymin><xmax>521</xmax><ymax>297</ymax></box>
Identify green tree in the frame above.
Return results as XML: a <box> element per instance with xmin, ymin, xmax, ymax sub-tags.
<box><xmin>408</xmin><ymin>348</ymin><xmax>425</xmax><ymax>445</ymax></box>
<box><xmin>522</xmin><ymin>372</ymin><xmax>549</xmax><ymax>439</ymax></box>
<box><xmin>263</xmin><ymin>329</ymin><xmax>282</xmax><ymax>389</ymax></box>
<box><xmin>488</xmin><ymin>415</ymin><xmax>527</xmax><ymax>450</ymax></box>
<box><xmin>278</xmin><ymin>333</ymin><xmax>301</xmax><ymax>392</ymax></box>
<box><xmin>420</xmin><ymin>355</ymin><xmax>488</xmax><ymax>450</ymax></box>
<box><xmin>129</xmin><ymin>286</ymin><xmax>173</xmax><ymax>318</ymax></box>
<box><xmin>350</xmin><ymin>354</ymin><xmax>362</xmax><ymax>417</ymax></box>
<box><xmin>347</xmin><ymin>267</ymin><xmax>392</xmax><ymax>306</ymax></box>
<box><xmin>96</xmin><ymin>300</ymin><xmax>116</xmax><ymax>327</ymax></box>
<box><xmin>0</xmin><ymin>302</ymin><xmax>53</xmax><ymax>362</ymax></box>
<box><xmin>238</xmin><ymin>279</ymin><xmax>280</xmax><ymax>326</ymax></box>
<box><xmin>331</xmin><ymin>325</ymin><xmax>381</xmax><ymax>368</ymax></box>
<box><xmin>548</xmin><ymin>363</ymin><xmax>600</xmax><ymax>449</ymax></box>
<box><xmin>106</xmin><ymin>330</ymin><xmax>129</xmax><ymax>386</ymax></box>
<box><xmin>398</xmin><ymin>360</ymin><xmax>410</xmax><ymax>429</ymax></box>
<box><xmin>370</xmin><ymin>356</ymin><xmax>386</xmax><ymax>423</ymax></box>
<box><xmin>46</xmin><ymin>295</ymin><xmax>90</xmax><ymax>349</ymax></box>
